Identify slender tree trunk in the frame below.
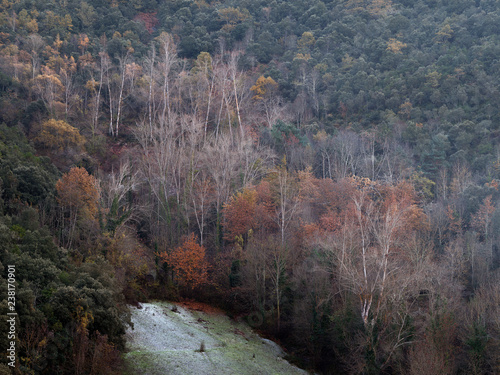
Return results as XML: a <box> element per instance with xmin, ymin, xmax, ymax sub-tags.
<box><xmin>147</xmin><ymin>44</ymin><xmax>155</xmax><ymax>130</ymax></box>
<box><xmin>115</xmin><ymin>56</ymin><xmax>127</xmax><ymax>137</ymax></box>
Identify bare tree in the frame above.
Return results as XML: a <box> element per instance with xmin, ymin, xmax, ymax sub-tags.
<box><xmin>134</xmin><ymin>115</ymin><xmax>181</xmax><ymax>244</ymax></box>
<box><xmin>203</xmin><ymin>132</ymin><xmax>240</xmax><ymax>249</ymax></box>
<box><xmin>114</xmin><ymin>49</ymin><xmax>133</xmax><ymax>136</ymax></box>
<box><xmin>188</xmin><ymin>171</ymin><xmax>213</xmax><ymax>246</ymax></box>
<box><xmin>331</xmin><ymin>130</ymin><xmax>364</xmax><ymax>180</ymax></box>
<box><xmin>25</xmin><ymin>34</ymin><xmax>45</xmax><ymax>79</ymax></box>
<box><xmin>265</xmin><ymin>235</ymin><xmax>290</xmax><ymax>331</ymax></box>
<box><xmin>324</xmin><ymin>179</ymin><xmax>430</xmax><ymax>370</ymax></box>
<box><xmin>157</xmin><ymin>32</ymin><xmax>177</xmax><ymax>128</ymax></box>
<box><xmin>84</xmin><ymin>51</ymin><xmax>106</xmax><ymax>136</ymax></box>
<box><xmin>97</xmin><ymin>159</ymin><xmax>139</xmax><ymax>236</ymax></box>
<box><xmin>237</xmin><ymin>136</ymin><xmax>275</xmax><ymax>187</ymax></box>
<box><xmin>269</xmin><ymin>159</ymin><xmax>301</xmax><ymax>246</ymax></box>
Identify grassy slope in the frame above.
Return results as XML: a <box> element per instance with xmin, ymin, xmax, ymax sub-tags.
<box><xmin>123</xmin><ymin>302</ymin><xmax>309</xmax><ymax>375</ymax></box>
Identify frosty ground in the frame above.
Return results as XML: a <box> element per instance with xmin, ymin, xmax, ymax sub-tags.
<box><xmin>123</xmin><ymin>302</ymin><xmax>309</xmax><ymax>375</ymax></box>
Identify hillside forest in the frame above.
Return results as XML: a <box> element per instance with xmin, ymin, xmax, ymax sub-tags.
<box><xmin>0</xmin><ymin>0</ymin><xmax>500</xmax><ymax>374</ymax></box>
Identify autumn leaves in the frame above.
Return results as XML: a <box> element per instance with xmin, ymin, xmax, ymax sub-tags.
<box><xmin>158</xmin><ymin>233</ymin><xmax>209</xmax><ymax>290</ymax></box>
<box><xmin>151</xmin><ymin>160</ymin><xmax>429</xmax><ymax>309</ymax></box>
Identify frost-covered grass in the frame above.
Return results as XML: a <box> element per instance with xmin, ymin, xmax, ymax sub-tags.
<box><xmin>123</xmin><ymin>302</ymin><xmax>308</xmax><ymax>375</ymax></box>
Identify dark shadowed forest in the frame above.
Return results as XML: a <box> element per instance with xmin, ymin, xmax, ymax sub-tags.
<box><xmin>0</xmin><ymin>0</ymin><xmax>499</xmax><ymax>373</ymax></box>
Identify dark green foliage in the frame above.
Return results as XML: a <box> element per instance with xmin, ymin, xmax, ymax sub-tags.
<box><xmin>0</xmin><ymin>210</ymin><xmax>126</xmax><ymax>372</ymax></box>
<box><xmin>21</xmin><ymin>100</ymin><xmax>49</xmax><ymax>134</ymax></box>
<box><xmin>260</xmin><ymin>120</ymin><xmax>308</xmax><ymax>159</ymax></box>
<box><xmin>418</xmin><ymin>133</ymin><xmax>451</xmax><ymax>179</ymax></box>
<box><xmin>229</xmin><ymin>259</ymin><xmax>241</xmax><ymax>287</ymax></box>
<box><xmin>465</xmin><ymin>323</ymin><xmax>489</xmax><ymax>374</ymax></box>
<box><xmin>0</xmin><ymin>122</ymin><xmax>125</xmax><ymax>373</ymax></box>
<box><xmin>0</xmin><ymin>0</ymin><xmax>500</xmax><ymax>373</ymax></box>
<box><xmin>0</xmin><ymin>124</ymin><xmax>59</xmax><ymax>210</ymax></box>
<box><xmin>178</xmin><ymin>25</ymin><xmax>213</xmax><ymax>58</ymax></box>
<box><xmin>104</xmin><ymin>196</ymin><xmax>132</xmax><ymax>236</ymax></box>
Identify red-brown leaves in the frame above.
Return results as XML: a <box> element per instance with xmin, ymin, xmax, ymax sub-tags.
<box><xmin>158</xmin><ymin>233</ymin><xmax>209</xmax><ymax>290</ymax></box>
<box><xmin>133</xmin><ymin>12</ymin><xmax>159</xmax><ymax>34</ymax></box>
<box><xmin>223</xmin><ymin>182</ymin><xmax>276</xmax><ymax>242</ymax></box>
<box><xmin>223</xmin><ymin>187</ymin><xmax>258</xmax><ymax>241</ymax></box>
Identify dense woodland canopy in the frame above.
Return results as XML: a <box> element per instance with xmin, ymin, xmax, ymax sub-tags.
<box><xmin>0</xmin><ymin>0</ymin><xmax>500</xmax><ymax>374</ymax></box>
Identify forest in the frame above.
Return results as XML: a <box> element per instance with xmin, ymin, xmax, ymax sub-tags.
<box><xmin>0</xmin><ymin>0</ymin><xmax>499</xmax><ymax>373</ymax></box>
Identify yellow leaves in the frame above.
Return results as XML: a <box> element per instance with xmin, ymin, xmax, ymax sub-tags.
<box><xmin>314</xmin><ymin>63</ymin><xmax>328</xmax><ymax>74</ymax></box>
<box><xmin>218</xmin><ymin>7</ymin><xmax>249</xmax><ymax>31</ymax></box>
<box><xmin>0</xmin><ymin>0</ymin><xmax>11</xmax><ymax>11</ymax></box>
<box><xmin>25</xmin><ymin>18</ymin><xmax>38</xmax><ymax>33</ymax></box>
<box><xmin>1</xmin><ymin>42</ymin><xmax>18</xmax><ymax>56</ymax></box>
<box><xmin>56</xmin><ymin>167</ymin><xmax>99</xmax><ymax>220</ymax></box>
<box><xmin>313</xmin><ymin>129</ymin><xmax>329</xmax><ymax>142</ymax></box>
<box><xmin>78</xmin><ymin>52</ymin><xmax>94</xmax><ymax>70</ymax></box>
<box><xmin>53</xmin><ymin>34</ymin><xmax>63</xmax><ymax>51</ymax></box>
<box><xmin>341</xmin><ymin>53</ymin><xmax>355</xmax><ymax>70</ymax></box>
<box><xmin>435</xmin><ymin>23</ymin><xmax>453</xmax><ymax>43</ymax></box>
<box><xmin>349</xmin><ymin>175</ymin><xmax>376</xmax><ymax>189</ymax></box>
<box><xmin>85</xmin><ymin>78</ymin><xmax>99</xmax><ymax>91</ymax></box>
<box><xmin>78</xmin><ymin>34</ymin><xmax>90</xmax><ymax>52</ymax></box>
<box><xmin>250</xmin><ymin>75</ymin><xmax>277</xmax><ymax>101</ymax></box>
<box><xmin>297</xmin><ymin>31</ymin><xmax>315</xmax><ymax>52</ymax></box>
<box><xmin>34</xmin><ymin>71</ymin><xmax>63</xmax><ymax>89</ymax></box>
<box><xmin>74</xmin><ymin>305</ymin><xmax>94</xmax><ymax>333</ymax></box>
<box><xmin>398</xmin><ymin>99</ymin><xmax>412</xmax><ymax>119</ymax></box>
<box><xmin>66</xmin><ymin>55</ymin><xmax>76</xmax><ymax>73</ymax></box>
<box><xmin>346</xmin><ymin>0</ymin><xmax>393</xmax><ymax>17</ymax></box>
<box><xmin>34</xmin><ymin>119</ymin><xmax>85</xmax><ymax>152</ymax></box>
<box><xmin>293</xmin><ymin>53</ymin><xmax>311</xmax><ymax>61</ymax></box>
<box><xmin>454</xmin><ymin>67</ymin><xmax>465</xmax><ymax>80</ymax></box>
<box><xmin>297</xmin><ymin>166</ymin><xmax>319</xmax><ymax>202</ymax></box>
<box><xmin>43</xmin><ymin>12</ymin><xmax>72</xmax><ymax>35</ymax></box>
<box><xmin>18</xmin><ymin>9</ymin><xmax>38</xmax><ymax>33</ymax></box>
<box><xmin>194</xmin><ymin>0</ymin><xmax>209</xmax><ymax>8</ymax></box>
<box><xmin>368</xmin><ymin>0</ymin><xmax>393</xmax><ymax>17</ymax></box>
<box><xmin>192</xmin><ymin>51</ymin><xmax>212</xmax><ymax>76</ymax></box>
<box><xmin>123</xmin><ymin>30</ymin><xmax>137</xmax><ymax>40</ymax></box>
<box><xmin>0</xmin><ymin>31</ymin><xmax>9</xmax><ymax>44</ymax></box>
<box><xmin>386</xmin><ymin>38</ymin><xmax>407</xmax><ymax>54</ymax></box>
<box><xmin>409</xmin><ymin>170</ymin><xmax>435</xmax><ymax>202</ymax></box>
<box><xmin>44</xmin><ymin>53</ymin><xmax>76</xmax><ymax>76</ymax></box>
<box><xmin>425</xmin><ymin>71</ymin><xmax>441</xmax><ymax>88</ymax></box>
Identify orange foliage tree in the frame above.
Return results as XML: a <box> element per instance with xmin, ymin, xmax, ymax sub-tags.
<box><xmin>223</xmin><ymin>187</ymin><xmax>258</xmax><ymax>242</ymax></box>
<box><xmin>158</xmin><ymin>233</ymin><xmax>210</xmax><ymax>290</ymax></box>
<box><xmin>223</xmin><ymin>182</ymin><xmax>276</xmax><ymax>245</ymax></box>
<box><xmin>56</xmin><ymin>167</ymin><xmax>99</xmax><ymax>248</ymax></box>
